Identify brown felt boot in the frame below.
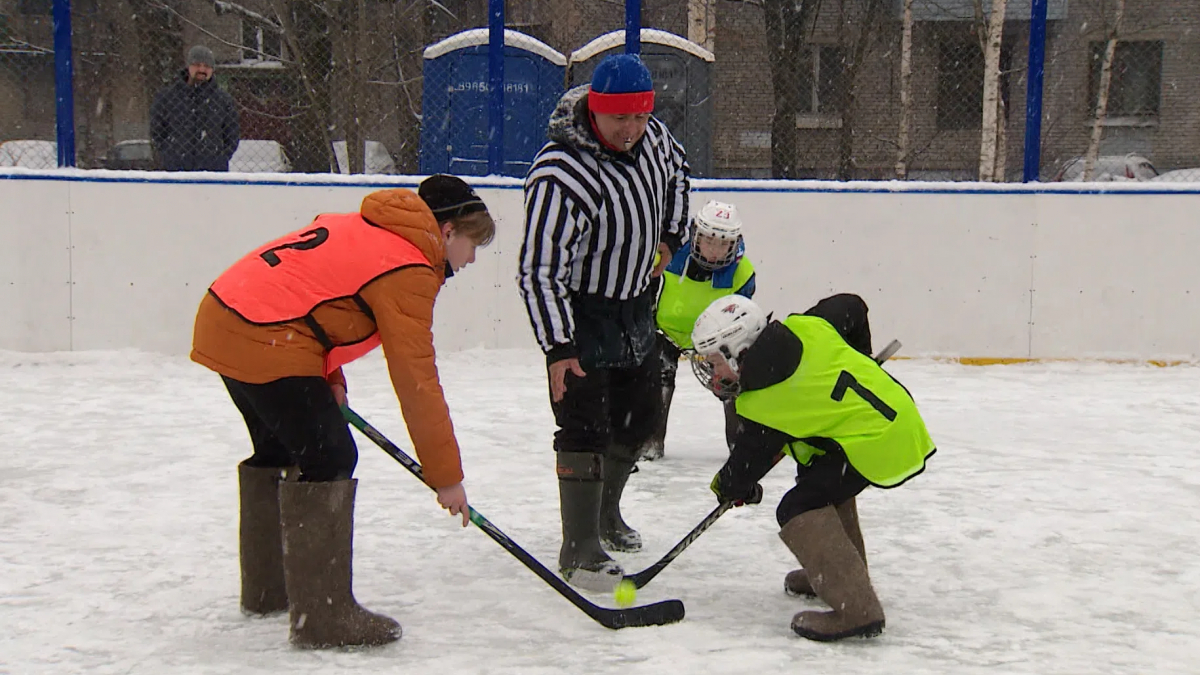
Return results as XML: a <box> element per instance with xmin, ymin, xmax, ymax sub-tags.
<box><xmin>780</xmin><ymin>506</ymin><xmax>885</xmax><ymax>642</ymax></box>
<box><xmin>280</xmin><ymin>480</ymin><xmax>401</xmax><ymax>649</ymax></box>
<box><xmin>784</xmin><ymin>497</ymin><xmax>868</xmax><ymax>598</ymax></box>
<box><xmin>238</xmin><ymin>462</ymin><xmax>294</xmax><ymax>616</ymax></box>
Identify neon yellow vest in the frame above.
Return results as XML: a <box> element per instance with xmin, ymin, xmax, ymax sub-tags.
<box><xmin>736</xmin><ymin>315</ymin><xmax>935</xmax><ymax>488</ymax></box>
<box><xmin>656</xmin><ymin>257</ymin><xmax>755</xmax><ymax>349</ymax></box>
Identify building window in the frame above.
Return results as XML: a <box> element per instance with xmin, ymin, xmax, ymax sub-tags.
<box><xmin>18</xmin><ymin>0</ymin><xmax>53</xmax><ymax>15</ymax></box>
<box><xmin>241</xmin><ymin>21</ymin><xmax>283</xmax><ymax>63</ymax></box>
<box><xmin>1089</xmin><ymin>40</ymin><xmax>1162</xmax><ymax>118</ymax></box>
<box><xmin>936</xmin><ymin>37</ymin><xmax>1011</xmax><ymax>130</ymax></box>
<box><xmin>797</xmin><ymin>45</ymin><xmax>845</xmax><ymax>115</ymax></box>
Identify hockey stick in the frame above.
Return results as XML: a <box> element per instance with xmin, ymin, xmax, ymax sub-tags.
<box><xmin>342</xmin><ymin>406</ymin><xmax>686</xmax><ymax>630</ymax></box>
<box><xmin>624</xmin><ymin>339</ymin><xmax>902</xmax><ymax>590</ymax></box>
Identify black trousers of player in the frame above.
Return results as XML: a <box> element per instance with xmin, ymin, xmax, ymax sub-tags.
<box><xmin>653</xmin><ymin>332</ymin><xmax>740</xmax><ymax>451</ymax></box>
<box><xmin>549</xmin><ymin>338</ymin><xmax>662</xmax><ymax>455</ymax></box>
<box><xmin>222</xmin><ymin>375</ymin><xmax>358</xmax><ymax>482</ymax></box>
<box><xmin>776</xmin><ymin>450</ymin><xmax>871</xmax><ymax>526</ymax></box>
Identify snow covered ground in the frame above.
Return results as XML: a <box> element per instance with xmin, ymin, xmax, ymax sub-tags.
<box><xmin>3</xmin><ymin>348</ymin><xmax>1198</xmax><ymax>675</ymax></box>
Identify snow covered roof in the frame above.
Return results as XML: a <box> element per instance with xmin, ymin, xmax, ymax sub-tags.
<box><xmin>569</xmin><ymin>29</ymin><xmax>715</xmax><ymax>64</ymax></box>
<box><xmin>423</xmin><ymin>29</ymin><xmax>567</xmax><ymax>66</ymax></box>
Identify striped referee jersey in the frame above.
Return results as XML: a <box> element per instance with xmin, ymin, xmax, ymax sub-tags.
<box><xmin>517</xmin><ymin>86</ymin><xmax>691</xmax><ymax>353</ymax></box>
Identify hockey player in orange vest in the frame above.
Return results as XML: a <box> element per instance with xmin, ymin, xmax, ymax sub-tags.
<box><xmin>190</xmin><ymin>175</ymin><xmax>495</xmax><ymax>649</ymax></box>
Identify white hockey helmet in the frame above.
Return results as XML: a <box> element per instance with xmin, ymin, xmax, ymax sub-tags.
<box><xmin>690</xmin><ymin>200</ymin><xmax>743</xmax><ymax>270</ymax></box>
<box><xmin>689</xmin><ymin>295</ymin><xmax>769</xmax><ymax>397</ymax></box>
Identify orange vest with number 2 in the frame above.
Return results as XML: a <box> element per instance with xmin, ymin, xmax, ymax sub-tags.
<box><xmin>208</xmin><ymin>212</ymin><xmax>432</xmax><ymax>376</ymax></box>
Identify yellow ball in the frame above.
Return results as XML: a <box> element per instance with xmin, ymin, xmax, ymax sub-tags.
<box><xmin>613</xmin><ymin>579</ymin><xmax>637</xmax><ymax>608</ymax></box>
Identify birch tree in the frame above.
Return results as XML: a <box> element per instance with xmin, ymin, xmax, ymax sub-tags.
<box><xmin>1083</xmin><ymin>0</ymin><xmax>1126</xmax><ymax>181</ymax></box>
<box><xmin>896</xmin><ymin>0</ymin><xmax>914</xmax><ymax>179</ymax></box>
<box><xmin>978</xmin><ymin>0</ymin><xmax>1008</xmax><ymax>181</ymax></box>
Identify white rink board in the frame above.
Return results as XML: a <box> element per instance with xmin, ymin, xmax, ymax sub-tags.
<box><xmin>0</xmin><ymin>179</ymin><xmax>72</xmax><ymax>352</ymax></box>
<box><xmin>1</xmin><ymin>171</ymin><xmax>1198</xmax><ymax>361</ymax></box>
<box><xmin>699</xmin><ymin>190</ymin><xmax>1037</xmax><ymax>359</ymax></box>
<box><xmin>1027</xmin><ymin>194</ymin><xmax>1200</xmax><ymax>360</ymax></box>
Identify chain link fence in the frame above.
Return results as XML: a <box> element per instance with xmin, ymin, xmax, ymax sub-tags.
<box><xmin>0</xmin><ymin>0</ymin><xmax>57</xmax><ymax>169</ymax></box>
<box><xmin>1</xmin><ymin>0</ymin><xmax>1198</xmax><ymax>181</ymax></box>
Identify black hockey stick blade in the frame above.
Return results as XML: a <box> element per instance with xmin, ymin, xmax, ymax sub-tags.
<box><xmin>342</xmin><ymin>406</ymin><xmax>685</xmax><ymax>630</ymax></box>
<box><xmin>624</xmin><ymin>338</ymin><xmax>904</xmax><ymax>589</ymax></box>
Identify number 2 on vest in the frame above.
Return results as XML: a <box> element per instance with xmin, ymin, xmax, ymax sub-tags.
<box><xmin>260</xmin><ymin>227</ymin><xmax>329</xmax><ymax>267</ymax></box>
<box><xmin>830</xmin><ymin>371</ymin><xmax>897</xmax><ymax>421</ymax></box>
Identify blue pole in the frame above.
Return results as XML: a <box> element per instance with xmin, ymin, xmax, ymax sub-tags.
<box><xmin>1022</xmin><ymin>0</ymin><xmax>1048</xmax><ymax>182</ymax></box>
<box><xmin>487</xmin><ymin>0</ymin><xmax>505</xmax><ymax>176</ymax></box>
<box><xmin>52</xmin><ymin>0</ymin><xmax>75</xmax><ymax>168</ymax></box>
<box><xmin>625</xmin><ymin>0</ymin><xmax>641</xmax><ymax>55</ymax></box>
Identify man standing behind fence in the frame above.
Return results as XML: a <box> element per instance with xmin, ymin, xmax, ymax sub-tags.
<box><xmin>150</xmin><ymin>45</ymin><xmax>240</xmax><ymax>172</ymax></box>
<box><xmin>518</xmin><ymin>53</ymin><xmax>691</xmax><ymax>591</ymax></box>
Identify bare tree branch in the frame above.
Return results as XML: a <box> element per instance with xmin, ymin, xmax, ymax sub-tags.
<box><xmin>213</xmin><ymin>1</ymin><xmax>283</xmax><ymax>32</ymax></box>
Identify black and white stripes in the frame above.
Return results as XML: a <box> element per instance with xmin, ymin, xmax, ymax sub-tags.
<box><xmin>518</xmin><ymin>116</ymin><xmax>690</xmax><ymax>353</ymax></box>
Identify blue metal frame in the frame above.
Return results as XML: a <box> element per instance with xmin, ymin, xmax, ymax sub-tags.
<box><xmin>487</xmin><ymin>0</ymin><xmax>505</xmax><ymax>176</ymax></box>
<box><xmin>1022</xmin><ymin>0</ymin><xmax>1049</xmax><ymax>182</ymax></box>
<box><xmin>625</xmin><ymin>0</ymin><xmax>641</xmax><ymax>55</ymax></box>
<box><xmin>52</xmin><ymin>0</ymin><xmax>75</xmax><ymax>168</ymax></box>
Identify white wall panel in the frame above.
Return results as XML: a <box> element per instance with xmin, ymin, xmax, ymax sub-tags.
<box><xmin>2</xmin><ymin>172</ymin><xmax>1198</xmax><ymax>362</ymax></box>
<box><xmin>1029</xmin><ymin>194</ymin><xmax>1200</xmax><ymax>360</ymax></box>
<box><xmin>0</xmin><ymin>179</ymin><xmax>71</xmax><ymax>351</ymax></box>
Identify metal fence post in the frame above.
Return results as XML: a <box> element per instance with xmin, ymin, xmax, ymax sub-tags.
<box><xmin>52</xmin><ymin>0</ymin><xmax>75</xmax><ymax>168</ymax></box>
<box><xmin>487</xmin><ymin>0</ymin><xmax>505</xmax><ymax>176</ymax></box>
<box><xmin>1022</xmin><ymin>0</ymin><xmax>1048</xmax><ymax>182</ymax></box>
<box><xmin>625</xmin><ymin>0</ymin><xmax>641</xmax><ymax>55</ymax></box>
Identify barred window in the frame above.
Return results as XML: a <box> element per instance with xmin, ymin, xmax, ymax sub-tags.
<box><xmin>1089</xmin><ymin>40</ymin><xmax>1162</xmax><ymax>118</ymax></box>
<box><xmin>936</xmin><ymin>37</ymin><xmax>1011</xmax><ymax>131</ymax></box>
<box><xmin>241</xmin><ymin>21</ymin><xmax>283</xmax><ymax>64</ymax></box>
<box><xmin>18</xmin><ymin>0</ymin><xmax>52</xmax><ymax>16</ymax></box>
<box><xmin>797</xmin><ymin>45</ymin><xmax>845</xmax><ymax>115</ymax></box>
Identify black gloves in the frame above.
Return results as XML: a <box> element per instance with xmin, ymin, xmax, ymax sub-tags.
<box><xmin>710</xmin><ymin>466</ymin><xmax>763</xmax><ymax>507</ymax></box>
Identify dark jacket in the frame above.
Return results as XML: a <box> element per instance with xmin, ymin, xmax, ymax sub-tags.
<box><xmin>150</xmin><ymin>71</ymin><xmax>240</xmax><ymax>172</ymax></box>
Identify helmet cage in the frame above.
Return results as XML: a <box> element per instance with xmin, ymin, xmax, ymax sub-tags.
<box><xmin>689</xmin><ymin>225</ymin><xmax>741</xmax><ymax>271</ymax></box>
<box><xmin>689</xmin><ymin>350</ymin><xmax>741</xmax><ymax>399</ymax></box>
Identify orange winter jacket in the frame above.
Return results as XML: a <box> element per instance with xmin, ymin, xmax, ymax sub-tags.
<box><xmin>191</xmin><ymin>188</ymin><xmax>464</xmax><ymax>488</ymax></box>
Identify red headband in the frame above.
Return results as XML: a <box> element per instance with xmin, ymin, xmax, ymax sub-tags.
<box><xmin>588</xmin><ymin>88</ymin><xmax>655</xmax><ymax>115</ymax></box>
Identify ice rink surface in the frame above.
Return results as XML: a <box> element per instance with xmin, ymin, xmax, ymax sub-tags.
<box><xmin>4</xmin><ymin>348</ymin><xmax>1198</xmax><ymax>675</ymax></box>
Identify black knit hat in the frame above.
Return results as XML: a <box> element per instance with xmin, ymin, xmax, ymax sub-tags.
<box><xmin>418</xmin><ymin>174</ymin><xmax>488</xmax><ymax>221</ymax></box>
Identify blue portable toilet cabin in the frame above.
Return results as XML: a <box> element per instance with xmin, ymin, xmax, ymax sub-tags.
<box><xmin>569</xmin><ymin>30</ymin><xmax>714</xmax><ymax>177</ymax></box>
<box><xmin>420</xmin><ymin>29</ymin><xmax>566</xmax><ymax>178</ymax></box>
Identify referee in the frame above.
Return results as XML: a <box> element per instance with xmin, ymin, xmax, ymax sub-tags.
<box><xmin>517</xmin><ymin>53</ymin><xmax>691</xmax><ymax>591</ymax></box>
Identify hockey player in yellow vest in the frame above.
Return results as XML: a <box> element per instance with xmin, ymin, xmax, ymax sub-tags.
<box><xmin>691</xmin><ymin>293</ymin><xmax>936</xmax><ymax>642</ymax></box>
<box><xmin>638</xmin><ymin>200</ymin><xmax>756</xmax><ymax>462</ymax></box>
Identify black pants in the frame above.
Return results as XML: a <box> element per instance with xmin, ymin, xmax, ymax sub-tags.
<box><xmin>222</xmin><ymin>375</ymin><xmax>358</xmax><ymax>482</ymax></box>
<box><xmin>776</xmin><ymin>449</ymin><xmax>870</xmax><ymax>526</ymax></box>
<box><xmin>550</xmin><ymin>339</ymin><xmax>662</xmax><ymax>455</ymax></box>
<box><xmin>657</xmin><ymin>332</ymin><xmax>740</xmax><ymax>448</ymax></box>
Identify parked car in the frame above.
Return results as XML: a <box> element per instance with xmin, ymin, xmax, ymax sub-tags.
<box><xmin>0</xmin><ymin>140</ymin><xmax>57</xmax><ymax>169</ymax></box>
<box><xmin>99</xmin><ymin>140</ymin><xmax>155</xmax><ymax>171</ymax></box>
<box><xmin>1051</xmin><ymin>154</ymin><xmax>1159</xmax><ymax>182</ymax></box>
<box><xmin>333</xmin><ymin>140</ymin><xmax>397</xmax><ymax>175</ymax></box>
<box><xmin>1148</xmin><ymin>168</ymin><xmax>1200</xmax><ymax>183</ymax></box>
<box><xmin>229</xmin><ymin>139</ymin><xmax>292</xmax><ymax>173</ymax></box>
